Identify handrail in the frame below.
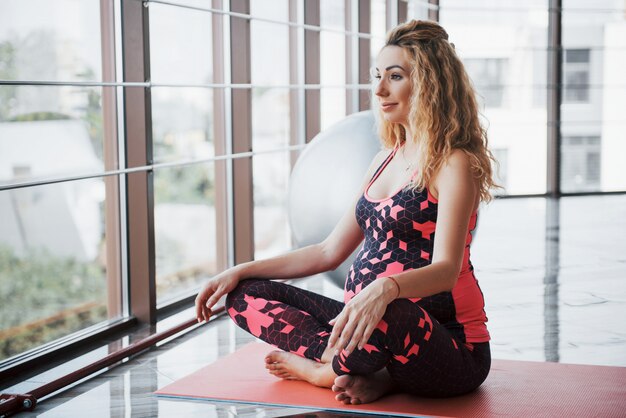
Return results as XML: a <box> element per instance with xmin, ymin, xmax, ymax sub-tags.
<box><xmin>0</xmin><ymin>307</ymin><xmax>224</xmax><ymax>417</ymax></box>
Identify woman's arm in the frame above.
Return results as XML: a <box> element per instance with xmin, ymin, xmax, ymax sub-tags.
<box><xmin>235</xmin><ymin>149</ymin><xmax>389</xmax><ymax>281</ymax></box>
<box><xmin>388</xmin><ymin>149</ymin><xmax>479</xmax><ymax>298</ymax></box>
<box><xmin>195</xmin><ymin>149</ymin><xmax>389</xmax><ymax>322</ymax></box>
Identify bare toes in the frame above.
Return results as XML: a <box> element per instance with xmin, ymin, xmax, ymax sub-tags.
<box><xmin>334</xmin><ymin>374</ymin><xmax>355</xmax><ymax>390</ymax></box>
<box><xmin>265</xmin><ymin>350</ymin><xmax>284</xmax><ymax>362</ymax></box>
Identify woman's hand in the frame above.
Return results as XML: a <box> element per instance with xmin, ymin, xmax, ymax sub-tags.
<box><xmin>327</xmin><ymin>277</ymin><xmax>397</xmax><ymax>355</ymax></box>
<box><xmin>194</xmin><ymin>268</ymin><xmax>241</xmax><ymax>323</ymax></box>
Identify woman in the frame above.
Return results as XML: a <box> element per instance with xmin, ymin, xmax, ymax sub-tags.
<box><xmin>195</xmin><ymin>19</ymin><xmax>498</xmax><ymax>405</ymax></box>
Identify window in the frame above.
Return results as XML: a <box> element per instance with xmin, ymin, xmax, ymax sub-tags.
<box><xmin>0</xmin><ymin>0</ymin><xmax>123</xmax><ymax>362</ymax></box>
<box><xmin>561</xmin><ymin>136</ymin><xmax>601</xmax><ymax>192</ymax></box>
<box><xmin>463</xmin><ymin>58</ymin><xmax>508</xmax><ymax>108</ymax></box>
<box><xmin>563</xmin><ymin>49</ymin><xmax>590</xmax><ymax>103</ymax></box>
<box><xmin>441</xmin><ymin>1</ymin><xmax>549</xmax><ymax>195</ymax></box>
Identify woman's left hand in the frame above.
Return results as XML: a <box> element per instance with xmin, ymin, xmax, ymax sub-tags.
<box><xmin>327</xmin><ymin>278</ymin><xmax>397</xmax><ymax>355</ymax></box>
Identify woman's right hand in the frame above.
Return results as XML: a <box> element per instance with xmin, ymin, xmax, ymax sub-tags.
<box><xmin>195</xmin><ymin>268</ymin><xmax>241</xmax><ymax>323</ymax></box>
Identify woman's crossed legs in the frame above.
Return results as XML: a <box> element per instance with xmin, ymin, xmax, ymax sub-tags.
<box><xmin>225</xmin><ymin>278</ymin><xmax>490</xmax><ymax>403</ymax></box>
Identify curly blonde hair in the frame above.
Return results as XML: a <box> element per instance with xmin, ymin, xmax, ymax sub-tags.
<box><xmin>374</xmin><ymin>20</ymin><xmax>499</xmax><ymax>202</ymax></box>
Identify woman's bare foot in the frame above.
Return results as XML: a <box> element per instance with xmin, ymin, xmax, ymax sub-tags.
<box><xmin>331</xmin><ymin>368</ymin><xmax>395</xmax><ymax>405</ymax></box>
<box><xmin>265</xmin><ymin>350</ymin><xmax>337</xmax><ymax>387</ymax></box>
<box><xmin>320</xmin><ymin>343</ymin><xmax>335</xmax><ymax>363</ymax></box>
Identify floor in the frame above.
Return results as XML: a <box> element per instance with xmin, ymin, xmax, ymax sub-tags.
<box><xmin>2</xmin><ymin>195</ymin><xmax>626</xmax><ymax>417</ymax></box>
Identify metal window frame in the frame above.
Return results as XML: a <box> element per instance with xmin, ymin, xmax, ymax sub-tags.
<box><xmin>305</xmin><ymin>0</ymin><xmax>321</xmax><ymax>143</ymax></box>
<box><xmin>101</xmin><ymin>0</ymin><xmax>123</xmax><ymax>321</ymax></box>
<box><xmin>346</xmin><ymin>0</ymin><xmax>359</xmax><ymax>114</ymax></box>
<box><xmin>230</xmin><ymin>0</ymin><xmax>254</xmax><ymax>264</ymax></box>
<box><xmin>0</xmin><ymin>0</ymin><xmax>133</xmax><ymax>382</ymax></box>
<box><xmin>213</xmin><ymin>0</ymin><xmax>230</xmax><ymax>274</ymax></box>
<box><xmin>547</xmin><ymin>0</ymin><xmax>562</xmax><ymax>196</ymax></box>
<box><xmin>428</xmin><ymin>0</ymin><xmax>439</xmax><ymax>22</ymax></box>
<box><xmin>358</xmin><ymin>0</ymin><xmax>371</xmax><ymax>110</ymax></box>
<box><xmin>122</xmin><ymin>0</ymin><xmax>157</xmax><ymax>324</ymax></box>
<box><xmin>289</xmin><ymin>0</ymin><xmax>306</xmax><ymax>167</ymax></box>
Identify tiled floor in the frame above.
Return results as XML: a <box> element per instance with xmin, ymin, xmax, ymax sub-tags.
<box><xmin>2</xmin><ymin>195</ymin><xmax>626</xmax><ymax>417</ymax></box>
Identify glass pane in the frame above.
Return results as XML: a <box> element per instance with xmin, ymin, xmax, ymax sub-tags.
<box><xmin>250</xmin><ymin>0</ymin><xmax>288</xmax><ymax>22</ymax></box>
<box><xmin>149</xmin><ymin>2</ymin><xmax>213</xmax><ymax>85</ymax></box>
<box><xmin>320</xmin><ymin>25</ymin><xmax>346</xmax><ymax>130</ymax></box>
<box><xmin>441</xmin><ymin>0</ymin><xmax>549</xmax><ymax>195</ymax></box>
<box><xmin>561</xmin><ymin>122</ymin><xmax>626</xmax><ymax>192</ymax></box>
<box><xmin>321</xmin><ymin>0</ymin><xmax>345</xmax><ymax>29</ymax></box>
<box><xmin>0</xmin><ymin>176</ymin><xmax>121</xmax><ymax>361</ymax></box>
<box><xmin>253</xmin><ymin>152</ymin><xmax>291</xmax><ymax>260</ymax></box>
<box><xmin>252</xmin><ymin>87</ymin><xmax>290</xmax><ymax>151</ymax></box>
<box><xmin>320</xmin><ymin>24</ymin><xmax>346</xmax><ymax>87</ymax></box>
<box><xmin>562</xmin><ymin>2</ymin><xmax>626</xmax><ymax>192</ymax></box>
<box><xmin>251</xmin><ymin>19</ymin><xmax>289</xmax><ymax>86</ymax></box>
<box><xmin>488</xmin><ymin>120</ymin><xmax>547</xmax><ymax>195</ymax></box>
<box><xmin>370</xmin><ymin>0</ymin><xmax>387</xmax><ymax>62</ymax></box>
<box><xmin>321</xmin><ymin>87</ymin><xmax>347</xmax><ymax>131</ymax></box>
<box><xmin>154</xmin><ymin>0</ymin><xmax>215</xmax><ymax>9</ymax></box>
<box><xmin>151</xmin><ymin>87</ymin><xmax>214</xmax><ymax>164</ymax></box>
<box><xmin>154</xmin><ymin>163</ymin><xmax>218</xmax><ymax>304</ymax></box>
<box><xmin>0</xmin><ymin>85</ymin><xmax>111</xmax><ymax>183</ymax></box>
<box><xmin>0</xmin><ymin>0</ymin><xmax>103</xmax><ymax>81</ymax></box>
<box><xmin>406</xmin><ymin>0</ymin><xmax>433</xmax><ymax>21</ymax></box>
<box><xmin>250</xmin><ymin>18</ymin><xmax>290</xmax><ymax>151</ymax></box>
<box><xmin>371</xmin><ymin>0</ymin><xmax>386</xmax><ymax>35</ymax></box>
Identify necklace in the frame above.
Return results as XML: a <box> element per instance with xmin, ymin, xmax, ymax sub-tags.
<box><xmin>401</xmin><ymin>145</ymin><xmax>415</xmax><ymax>172</ymax></box>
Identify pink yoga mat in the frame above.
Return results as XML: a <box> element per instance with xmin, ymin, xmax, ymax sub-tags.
<box><xmin>155</xmin><ymin>341</ymin><xmax>626</xmax><ymax>417</ymax></box>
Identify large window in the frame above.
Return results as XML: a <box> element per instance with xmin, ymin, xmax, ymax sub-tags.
<box><xmin>148</xmin><ymin>3</ymin><xmax>218</xmax><ymax>304</ymax></box>
<box><xmin>251</xmin><ymin>0</ymin><xmax>293</xmax><ymax>260</ymax></box>
<box><xmin>0</xmin><ymin>0</ymin><xmax>123</xmax><ymax>361</ymax></box>
<box><xmin>561</xmin><ymin>0</ymin><xmax>626</xmax><ymax>192</ymax></box>
<box><xmin>435</xmin><ymin>0</ymin><xmax>549</xmax><ymax>196</ymax></box>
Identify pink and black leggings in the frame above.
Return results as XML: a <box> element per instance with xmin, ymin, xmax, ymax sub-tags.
<box><xmin>225</xmin><ymin>278</ymin><xmax>491</xmax><ymax>397</ymax></box>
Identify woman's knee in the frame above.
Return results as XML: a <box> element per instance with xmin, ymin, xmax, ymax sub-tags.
<box><xmin>225</xmin><ymin>278</ymin><xmax>265</xmax><ymax>310</ymax></box>
<box><xmin>382</xmin><ymin>299</ymin><xmax>426</xmax><ymax>324</ymax></box>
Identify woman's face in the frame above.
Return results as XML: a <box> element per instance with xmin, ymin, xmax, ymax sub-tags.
<box><xmin>372</xmin><ymin>45</ymin><xmax>412</xmax><ymax>125</ymax></box>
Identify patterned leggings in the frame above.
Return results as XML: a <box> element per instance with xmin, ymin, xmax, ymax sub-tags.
<box><xmin>225</xmin><ymin>278</ymin><xmax>491</xmax><ymax>397</ymax></box>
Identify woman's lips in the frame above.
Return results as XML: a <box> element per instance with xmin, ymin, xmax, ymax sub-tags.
<box><xmin>382</xmin><ymin>103</ymin><xmax>397</xmax><ymax>111</ymax></box>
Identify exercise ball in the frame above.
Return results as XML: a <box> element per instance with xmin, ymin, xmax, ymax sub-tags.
<box><xmin>287</xmin><ymin>110</ymin><xmax>382</xmax><ymax>288</ymax></box>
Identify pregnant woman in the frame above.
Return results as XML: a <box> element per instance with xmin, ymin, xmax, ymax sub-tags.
<box><xmin>195</xmin><ymin>19</ymin><xmax>499</xmax><ymax>405</ymax></box>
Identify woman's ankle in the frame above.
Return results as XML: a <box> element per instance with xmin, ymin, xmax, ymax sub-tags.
<box><xmin>312</xmin><ymin>362</ymin><xmax>338</xmax><ymax>388</ymax></box>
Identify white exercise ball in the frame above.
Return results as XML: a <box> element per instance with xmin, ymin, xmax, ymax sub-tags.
<box><xmin>287</xmin><ymin>110</ymin><xmax>382</xmax><ymax>288</ymax></box>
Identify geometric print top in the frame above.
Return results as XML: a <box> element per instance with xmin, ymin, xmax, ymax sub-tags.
<box><xmin>344</xmin><ymin>145</ymin><xmax>490</xmax><ymax>343</ymax></box>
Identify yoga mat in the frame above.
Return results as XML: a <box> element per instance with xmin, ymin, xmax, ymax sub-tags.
<box><xmin>155</xmin><ymin>342</ymin><xmax>626</xmax><ymax>417</ymax></box>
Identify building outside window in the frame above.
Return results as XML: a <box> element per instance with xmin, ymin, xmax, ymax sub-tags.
<box><xmin>463</xmin><ymin>58</ymin><xmax>508</xmax><ymax>108</ymax></box>
<box><xmin>561</xmin><ymin>135</ymin><xmax>601</xmax><ymax>192</ymax></box>
<box><xmin>563</xmin><ymin>48</ymin><xmax>590</xmax><ymax>103</ymax></box>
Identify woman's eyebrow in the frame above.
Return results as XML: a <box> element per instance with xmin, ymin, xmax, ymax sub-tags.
<box><xmin>374</xmin><ymin>65</ymin><xmax>406</xmax><ymax>72</ymax></box>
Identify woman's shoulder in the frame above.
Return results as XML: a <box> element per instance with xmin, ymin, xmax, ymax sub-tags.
<box><xmin>430</xmin><ymin>148</ymin><xmax>478</xmax><ymax>200</ymax></box>
<box><xmin>444</xmin><ymin>148</ymin><xmax>472</xmax><ymax>169</ymax></box>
